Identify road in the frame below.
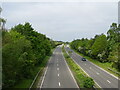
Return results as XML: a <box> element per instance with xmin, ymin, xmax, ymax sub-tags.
<box><xmin>40</xmin><ymin>46</ymin><xmax>79</xmax><ymax>89</ymax></box>
<box><xmin>65</xmin><ymin>45</ymin><xmax>119</xmax><ymax>89</ymax></box>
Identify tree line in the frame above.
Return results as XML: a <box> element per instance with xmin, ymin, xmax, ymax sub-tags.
<box><xmin>2</xmin><ymin>22</ymin><xmax>56</xmax><ymax>88</ymax></box>
<box><xmin>70</xmin><ymin>23</ymin><xmax>120</xmax><ymax>71</ymax></box>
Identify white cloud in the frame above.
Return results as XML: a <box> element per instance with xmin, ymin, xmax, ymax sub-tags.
<box><xmin>2</xmin><ymin>2</ymin><xmax>118</xmax><ymax>41</ymax></box>
<box><xmin>2</xmin><ymin>0</ymin><xmax>120</xmax><ymax>2</ymax></box>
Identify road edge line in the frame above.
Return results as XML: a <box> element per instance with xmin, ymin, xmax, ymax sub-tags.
<box><xmin>75</xmin><ymin>49</ymin><xmax>119</xmax><ymax>80</ymax></box>
<box><xmin>68</xmin><ymin>45</ymin><xmax>119</xmax><ymax>80</ymax></box>
<box><xmin>39</xmin><ymin>50</ymin><xmax>55</xmax><ymax>89</ymax></box>
<box><xmin>61</xmin><ymin>48</ymin><xmax>79</xmax><ymax>88</ymax></box>
<box><xmin>65</xmin><ymin>47</ymin><xmax>102</xmax><ymax>89</ymax></box>
<box><xmin>88</xmin><ymin>61</ymin><xmax>119</xmax><ymax>80</ymax></box>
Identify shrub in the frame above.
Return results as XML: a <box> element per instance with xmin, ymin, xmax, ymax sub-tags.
<box><xmin>83</xmin><ymin>77</ymin><xmax>94</xmax><ymax>88</ymax></box>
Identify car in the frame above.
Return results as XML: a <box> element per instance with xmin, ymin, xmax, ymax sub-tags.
<box><xmin>81</xmin><ymin>58</ymin><xmax>86</xmax><ymax>61</ymax></box>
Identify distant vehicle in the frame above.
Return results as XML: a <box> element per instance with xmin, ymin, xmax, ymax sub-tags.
<box><xmin>81</xmin><ymin>58</ymin><xmax>86</xmax><ymax>61</ymax></box>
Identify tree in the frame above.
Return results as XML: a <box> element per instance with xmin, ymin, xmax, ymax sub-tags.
<box><xmin>0</xmin><ymin>7</ymin><xmax>6</xmax><ymax>30</ymax></box>
<box><xmin>2</xmin><ymin>22</ymin><xmax>56</xmax><ymax>88</ymax></box>
<box><xmin>2</xmin><ymin>30</ymin><xmax>33</xmax><ymax>87</ymax></box>
<box><xmin>11</xmin><ymin>22</ymin><xmax>53</xmax><ymax>64</ymax></box>
<box><xmin>107</xmin><ymin>23</ymin><xmax>120</xmax><ymax>70</ymax></box>
<box><xmin>90</xmin><ymin>34</ymin><xmax>107</xmax><ymax>61</ymax></box>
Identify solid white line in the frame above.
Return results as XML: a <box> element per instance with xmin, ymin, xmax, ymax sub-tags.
<box><xmin>59</xmin><ymin>82</ymin><xmax>61</xmax><ymax>86</ymax></box>
<box><xmin>40</xmin><ymin>60</ymin><xmax>50</xmax><ymax>88</ymax></box>
<box><xmin>40</xmin><ymin>50</ymin><xmax>55</xmax><ymax>89</ymax></box>
<box><xmin>107</xmin><ymin>80</ymin><xmax>111</xmax><ymax>83</ymax></box>
<box><xmin>88</xmin><ymin>61</ymin><xmax>119</xmax><ymax>80</ymax></box>
<box><xmin>58</xmin><ymin>74</ymin><xmax>59</xmax><ymax>77</ymax></box>
<box><xmin>69</xmin><ymin>47</ymin><xmax>119</xmax><ymax>80</ymax></box>
<box><xmin>65</xmin><ymin>48</ymin><xmax>102</xmax><ymax>88</ymax></box>
<box><xmin>62</xmin><ymin>49</ymin><xmax>79</xmax><ymax>88</ymax></box>
<box><xmin>57</xmin><ymin>68</ymin><xmax>59</xmax><ymax>70</ymax></box>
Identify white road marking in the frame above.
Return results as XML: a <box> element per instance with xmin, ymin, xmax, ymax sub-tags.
<box><xmin>40</xmin><ymin>52</ymin><xmax>53</xmax><ymax>89</ymax></box>
<box><xmin>62</xmin><ymin>50</ymin><xmax>79</xmax><ymax>88</ymax></box>
<box><xmin>70</xmin><ymin>47</ymin><xmax>119</xmax><ymax>80</ymax></box>
<box><xmin>85</xmin><ymin>64</ymin><xmax>86</xmax><ymax>65</ymax></box>
<box><xmin>107</xmin><ymin>80</ymin><xmax>111</xmax><ymax>83</ymax></box>
<box><xmin>57</xmin><ymin>64</ymin><xmax>58</xmax><ymax>66</ymax></box>
<box><xmin>96</xmin><ymin>72</ymin><xmax>99</xmax><ymax>75</ymax></box>
<box><xmin>57</xmin><ymin>68</ymin><xmax>59</xmax><ymax>70</ymax></box>
<box><xmin>88</xmin><ymin>59</ymin><xmax>119</xmax><ymax>80</ymax></box>
<box><xmin>65</xmin><ymin>48</ymin><xmax>102</xmax><ymax>88</ymax></box>
<box><xmin>90</xmin><ymin>67</ymin><xmax>92</xmax><ymax>69</ymax></box>
<box><xmin>59</xmin><ymin>82</ymin><xmax>61</xmax><ymax>86</ymax></box>
<box><xmin>58</xmin><ymin>74</ymin><xmax>59</xmax><ymax>77</ymax></box>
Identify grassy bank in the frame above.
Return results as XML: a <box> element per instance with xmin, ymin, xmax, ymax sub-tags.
<box><xmin>62</xmin><ymin>46</ymin><xmax>95</xmax><ymax>88</ymax></box>
<box><xmin>72</xmin><ymin>48</ymin><xmax>119</xmax><ymax>77</ymax></box>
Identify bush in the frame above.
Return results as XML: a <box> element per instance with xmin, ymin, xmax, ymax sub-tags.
<box><xmin>83</xmin><ymin>77</ymin><xmax>94</xmax><ymax>88</ymax></box>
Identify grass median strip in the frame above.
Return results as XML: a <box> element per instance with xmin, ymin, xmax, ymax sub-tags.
<box><xmin>62</xmin><ymin>46</ymin><xmax>95</xmax><ymax>88</ymax></box>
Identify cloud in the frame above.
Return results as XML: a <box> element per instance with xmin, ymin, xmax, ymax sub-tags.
<box><xmin>2</xmin><ymin>0</ymin><xmax>120</xmax><ymax>2</ymax></box>
<box><xmin>2</xmin><ymin>2</ymin><xmax>118</xmax><ymax>41</ymax></box>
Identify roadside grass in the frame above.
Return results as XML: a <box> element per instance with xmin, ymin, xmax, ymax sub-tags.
<box><xmin>62</xmin><ymin>46</ymin><xmax>95</xmax><ymax>88</ymax></box>
<box><xmin>72</xmin><ymin>49</ymin><xmax>119</xmax><ymax>77</ymax></box>
<box><xmin>13</xmin><ymin>49</ymin><xmax>54</xmax><ymax>88</ymax></box>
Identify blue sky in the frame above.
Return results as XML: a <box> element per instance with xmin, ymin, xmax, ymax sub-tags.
<box><xmin>1</xmin><ymin>1</ymin><xmax>118</xmax><ymax>41</ymax></box>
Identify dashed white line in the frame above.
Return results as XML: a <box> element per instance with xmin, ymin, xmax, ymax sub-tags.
<box><xmin>90</xmin><ymin>67</ymin><xmax>92</xmax><ymax>69</ymax></box>
<box><xmin>96</xmin><ymin>72</ymin><xmax>99</xmax><ymax>75</ymax></box>
<box><xmin>107</xmin><ymin>80</ymin><xmax>111</xmax><ymax>83</ymax></box>
<box><xmin>65</xmin><ymin>48</ymin><xmax>102</xmax><ymax>88</ymax></box>
<box><xmin>58</xmin><ymin>74</ymin><xmax>59</xmax><ymax>77</ymax></box>
<box><xmin>88</xmin><ymin>59</ymin><xmax>119</xmax><ymax>80</ymax></box>
<box><xmin>57</xmin><ymin>68</ymin><xmax>59</xmax><ymax>70</ymax></box>
<box><xmin>59</xmin><ymin>82</ymin><xmax>61</xmax><ymax>86</ymax></box>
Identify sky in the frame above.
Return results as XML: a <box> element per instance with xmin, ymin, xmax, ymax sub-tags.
<box><xmin>1</xmin><ymin>0</ymin><xmax>119</xmax><ymax>42</ymax></box>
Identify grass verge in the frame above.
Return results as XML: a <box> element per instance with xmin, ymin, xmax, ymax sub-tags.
<box><xmin>62</xmin><ymin>46</ymin><xmax>95</xmax><ymax>88</ymax></box>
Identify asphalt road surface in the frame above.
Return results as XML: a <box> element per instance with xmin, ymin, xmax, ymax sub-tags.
<box><xmin>65</xmin><ymin>45</ymin><xmax>119</xmax><ymax>89</ymax></box>
<box><xmin>40</xmin><ymin>46</ymin><xmax>79</xmax><ymax>89</ymax></box>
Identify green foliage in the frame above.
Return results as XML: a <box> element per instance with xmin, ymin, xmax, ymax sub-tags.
<box><xmin>83</xmin><ymin>77</ymin><xmax>94</xmax><ymax>88</ymax></box>
<box><xmin>11</xmin><ymin>22</ymin><xmax>53</xmax><ymax>64</ymax></box>
<box><xmin>2</xmin><ymin>22</ymin><xmax>55</xmax><ymax>88</ymax></box>
<box><xmin>91</xmin><ymin>34</ymin><xmax>107</xmax><ymax>61</ymax></box>
<box><xmin>2</xmin><ymin>31</ymin><xmax>33</xmax><ymax>87</ymax></box>
<box><xmin>107</xmin><ymin>23</ymin><xmax>120</xmax><ymax>70</ymax></box>
<box><xmin>70</xmin><ymin>23</ymin><xmax>120</xmax><ymax>70</ymax></box>
<box><xmin>62</xmin><ymin>46</ymin><xmax>95</xmax><ymax>88</ymax></box>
